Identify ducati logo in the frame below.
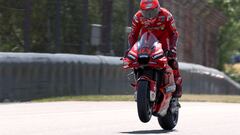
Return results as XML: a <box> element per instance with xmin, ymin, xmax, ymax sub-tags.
<box><xmin>139</xmin><ymin>48</ymin><xmax>151</xmax><ymax>54</ymax></box>
<box><xmin>142</xmin><ymin>18</ymin><xmax>157</xmax><ymax>27</ymax></box>
<box><xmin>159</xmin><ymin>16</ymin><xmax>165</xmax><ymax>22</ymax></box>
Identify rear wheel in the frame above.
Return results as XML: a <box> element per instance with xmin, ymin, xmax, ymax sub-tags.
<box><xmin>158</xmin><ymin>99</ymin><xmax>179</xmax><ymax>130</ymax></box>
<box><xmin>137</xmin><ymin>80</ymin><xmax>152</xmax><ymax>123</ymax></box>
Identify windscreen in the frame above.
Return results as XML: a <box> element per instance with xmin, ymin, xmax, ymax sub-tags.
<box><xmin>138</xmin><ymin>32</ymin><xmax>158</xmax><ymax>54</ymax></box>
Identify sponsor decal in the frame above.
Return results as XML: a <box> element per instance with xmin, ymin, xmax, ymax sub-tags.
<box><xmin>165</xmin><ymin>84</ymin><xmax>176</xmax><ymax>93</ymax></box>
<box><xmin>171</xmin><ymin>23</ymin><xmax>176</xmax><ymax>29</ymax></box>
<box><xmin>160</xmin><ymin>24</ymin><xmax>165</xmax><ymax>30</ymax></box>
<box><xmin>146</xmin><ymin>3</ymin><xmax>153</xmax><ymax>9</ymax></box>
<box><xmin>167</xmin><ymin>15</ymin><xmax>172</xmax><ymax>21</ymax></box>
<box><xmin>159</xmin><ymin>16</ymin><xmax>165</xmax><ymax>22</ymax></box>
<box><xmin>133</xmin><ymin>15</ymin><xmax>138</xmax><ymax>23</ymax></box>
<box><xmin>145</xmin><ymin>26</ymin><xmax>159</xmax><ymax>30</ymax></box>
<box><xmin>144</xmin><ymin>24</ymin><xmax>165</xmax><ymax>31</ymax></box>
<box><xmin>142</xmin><ymin>21</ymin><xmax>151</xmax><ymax>26</ymax></box>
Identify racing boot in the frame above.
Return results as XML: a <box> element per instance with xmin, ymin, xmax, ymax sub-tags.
<box><xmin>168</xmin><ymin>59</ymin><xmax>182</xmax><ymax>98</ymax></box>
<box><xmin>172</xmin><ymin>70</ymin><xmax>182</xmax><ymax>98</ymax></box>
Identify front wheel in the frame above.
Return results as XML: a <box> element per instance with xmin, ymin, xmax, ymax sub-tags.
<box><xmin>137</xmin><ymin>80</ymin><xmax>152</xmax><ymax>123</ymax></box>
<box><xmin>158</xmin><ymin>99</ymin><xmax>179</xmax><ymax>130</ymax></box>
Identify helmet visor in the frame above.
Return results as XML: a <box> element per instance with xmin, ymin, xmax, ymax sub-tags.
<box><xmin>142</xmin><ymin>8</ymin><xmax>159</xmax><ymax>19</ymax></box>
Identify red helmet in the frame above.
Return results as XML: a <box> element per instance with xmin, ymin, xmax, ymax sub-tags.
<box><xmin>140</xmin><ymin>0</ymin><xmax>160</xmax><ymax>19</ymax></box>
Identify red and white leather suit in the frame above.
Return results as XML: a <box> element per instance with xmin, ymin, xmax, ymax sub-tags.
<box><xmin>128</xmin><ymin>7</ymin><xmax>182</xmax><ymax>97</ymax></box>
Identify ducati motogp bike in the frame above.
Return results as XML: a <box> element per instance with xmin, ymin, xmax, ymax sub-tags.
<box><xmin>122</xmin><ymin>32</ymin><xmax>180</xmax><ymax>130</ymax></box>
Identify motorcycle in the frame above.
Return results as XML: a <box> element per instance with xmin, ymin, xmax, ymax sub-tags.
<box><xmin>122</xmin><ymin>32</ymin><xmax>180</xmax><ymax>130</ymax></box>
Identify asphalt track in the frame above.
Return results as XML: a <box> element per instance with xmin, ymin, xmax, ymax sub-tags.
<box><xmin>0</xmin><ymin>101</ymin><xmax>240</xmax><ymax>135</ymax></box>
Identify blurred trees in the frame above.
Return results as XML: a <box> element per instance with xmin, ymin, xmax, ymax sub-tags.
<box><xmin>0</xmin><ymin>0</ymin><xmax>135</xmax><ymax>55</ymax></box>
<box><xmin>100</xmin><ymin>0</ymin><xmax>113</xmax><ymax>54</ymax></box>
<box><xmin>0</xmin><ymin>0</ymin><xmax>57</xmax><ymax>52</ymax></box>
<box><xmin>0</xmin><ymin>0</ymin><xmax>25</xmax><ymax>51</ymax></box>
<box><xmin>209</xmin><ymin>0</ymin><xmax>240</xmax><ymax>69</ymax></box>
<box><xmin>1</xmin><ymin>0</ymin><xmax>237</xmax><ymax>69</ymax></box>
<box><xmin>80</xmin><ymin>0</ymin><xmax>88</xmax><ymax>53</ymax></box>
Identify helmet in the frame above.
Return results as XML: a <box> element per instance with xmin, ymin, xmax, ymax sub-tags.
<box><xmin>140</xmin><ymin>0</ymin><xmax>160</xmax><ymax>19</ymax></box>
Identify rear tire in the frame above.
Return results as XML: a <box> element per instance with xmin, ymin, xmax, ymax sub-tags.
<box><xmin>137</xmin><ymin>80</ymin><xmax>152</xmax><ymax>123</ymax></box>
<box><xmin>158</xmin><ymin>102</ymin><xmax>179</xmax><ymax>130</ymax></box>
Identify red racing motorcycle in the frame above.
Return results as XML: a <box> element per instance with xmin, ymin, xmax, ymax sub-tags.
<box><xmin>122</xmin><ymin>32</ymin><xmax>180</xmax><ymax>130</ymax></box>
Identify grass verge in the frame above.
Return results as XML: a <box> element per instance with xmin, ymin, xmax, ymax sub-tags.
<box><xmin>32</xmin><ymin>94</ymin><xmax>240</xmax><ymax>103</ymax></box>
<box><xmin>232</xmin><ymin>63</ymin><xmax>240</xmax><ymax>72</ymax></box>
<box><xmin>181</xmin><ymin>94</ymin><xmax>240</xmax><ymax>103</ymax></box>
<box><xmin>33</xmin><ymin>95</ymin><xmax>133</xmax><ymax>102</ymax></box>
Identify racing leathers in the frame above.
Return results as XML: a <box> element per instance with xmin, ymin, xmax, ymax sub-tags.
<box><xmin>128</xmin><ymin>8</ymin><xmax>182</xmax><ymax>98</ymax></box>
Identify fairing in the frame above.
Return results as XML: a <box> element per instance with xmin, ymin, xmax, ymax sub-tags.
<box><xmin>124</xmin><ymin>32</ymin><xmax>167</xmax><ymax>69</ymax></box>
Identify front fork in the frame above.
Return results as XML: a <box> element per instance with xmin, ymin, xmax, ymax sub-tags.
<box><xmin>133</xmin><ymin>76</ymin><xmax>157</xmax><ymax>102</ymax></box>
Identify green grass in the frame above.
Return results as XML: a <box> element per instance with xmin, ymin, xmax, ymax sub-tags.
<box><xmin>181</xmin><ymin>94</ymin><xmax>240</xmax><ymax>103</ymax></box>
<box><xmin>32</xmin><ymin>94</ymin><xmax>240</xmax><ymax>103</ymax></box>
<box><xmin>33</xmin><ymin>95</ymin><xmax>134</xmax><ymax>102</ymax></box>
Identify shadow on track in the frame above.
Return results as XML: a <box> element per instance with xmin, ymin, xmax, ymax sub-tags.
<box><xmin>120</xmin><ymin>129</ymin><xmax>176</xmax><ymax>134</ymax></box>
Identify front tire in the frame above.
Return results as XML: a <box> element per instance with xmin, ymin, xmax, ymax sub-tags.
<box><xmin>158</xmin><ymin>101</ymin><xmax>179</xmax><ymax>130</ymax></box>
<box><xmin>137</xmin><ymin>80</ymin><xmax>152</xmax><ymax>123</ymax></box>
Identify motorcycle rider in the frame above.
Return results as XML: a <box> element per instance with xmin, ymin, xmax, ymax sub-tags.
<box><xmin>128</xmin><ymin>0</ymin><xmax>182</xmax><ymax>100</ymax></box>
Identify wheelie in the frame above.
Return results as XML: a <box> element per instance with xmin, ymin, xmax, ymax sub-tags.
<box><xmin>122</xmin><ymin>0</ymin><xmax>182</xmax><ymax>130</ymax></box>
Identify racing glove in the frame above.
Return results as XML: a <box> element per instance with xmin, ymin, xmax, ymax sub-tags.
<box><xmin>167</xmin><ymin>48</ymin><xmax>177</xmax><ymax>59</ymax></box>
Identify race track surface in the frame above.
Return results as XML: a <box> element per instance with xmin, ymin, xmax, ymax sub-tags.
<box><xmin>0</xmin><ymin>101</ymin><xmax>240</xmax><ymax>135</ymax></box>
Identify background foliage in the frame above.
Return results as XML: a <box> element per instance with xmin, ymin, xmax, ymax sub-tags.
<box><xmin>209</xmin><ymin>0</ymin><xmax>240</xmax><ymax>69</ymax></box>
<box><xmin>0</xmin><ymin>0</ymin><xmax>239</xmax><ymax>69</ymax></box>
